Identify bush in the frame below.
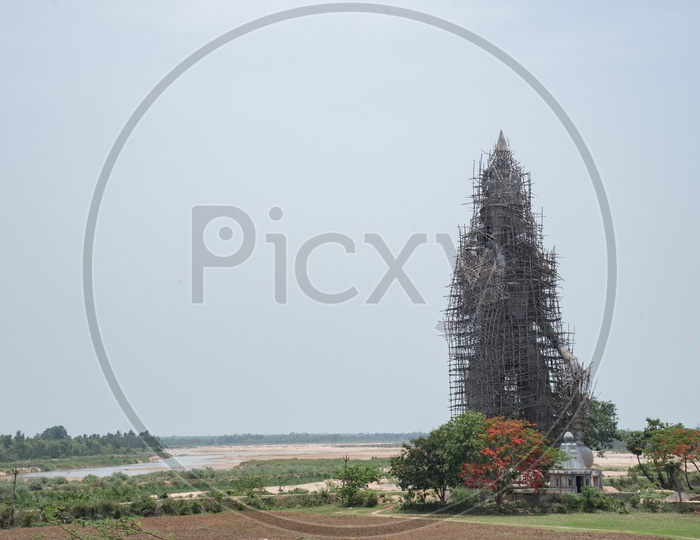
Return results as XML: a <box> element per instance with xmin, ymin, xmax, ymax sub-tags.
<box><xmin>83</xmin><ymin>474</ymin><xmax>99</xmax><ymax>485</ymax></box>
<box><xmin>364</xmin><ymin>490</ymin><xmax>379</xmax><ymax>508</ymax></box>
<box><xmin>581</xmin><ymin>487</ymin><xmax>616</xmax><ymax>512</ymax></box>
<box><xmin>202</xmin><ymin>498</ymin><xmax>222</xmax><ymax>513</ymax></box>
<box><xmin>131</xmin><ymin>495</ymin><xmax>157</xmax><ymax>516</ymax></box>
<box><xmin>642</xmin><ymin>497</ymin><xmax>661</xmax><ymax>512</ymax></box>
<box><xmin>18</xmin><ymin>510</ymin><xmax>36</xmax><ymax>527</ymax></box>
<box><xmin>98</xmin><ymin>499</ymin><xmax>120</xmax><ymax>519</ymax></box>
<box><xmin>70</xmin><ymin>501</ymin><xmax>98</xmax><ymax>520</ymax></box>
<box><xmin>243</xmin><ymin>494</ymin><xmax>264</xmax><ymax>510</ymax></box>
<box><xmin>191</xmin><ymin>500</ymin><xmax>203</xmax><ymax>514</ymax></box>
<box><xmin>546</xmin><ymin>493</ymin><xmax>582</xmax><ymax>513</ymax></box>
<box><xmin>273</xmin><ymin>492</ymin><xmax>336</xmax><ymax>509</ymax></box>
<box><xmin>109</xmin><ymin>472</ymin><xmax>129</xmax><ymax>483</ymax></box>
<box><xmin>0</xmin><ymin>505</ymin><xmax>10</xmax><ymax>529</ymax></box>
<box><xmin>160</xmin><ymin>498</ymin><xmax>179</xmax><ymax>516</ymax></box>
<box><xmin>179</xmin><ymin>500</ymin><xmax>192</xmax><ymax>515</ymax></box>
<box><xmin>449</xmin><ymin>487</ymin><xmax>479</xmax><ymax>507</ymax></box>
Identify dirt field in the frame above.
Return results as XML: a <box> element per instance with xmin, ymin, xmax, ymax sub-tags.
<box><xmin>0</xmin><ymin>511</ymin><xmax>672</xmax><ymax>540</ymax></box>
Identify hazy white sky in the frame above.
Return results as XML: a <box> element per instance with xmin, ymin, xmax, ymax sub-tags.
<box><xmin>1</xmin><ymin>1</ymin><xmax>698</xmax><ymax>437</ymax></box>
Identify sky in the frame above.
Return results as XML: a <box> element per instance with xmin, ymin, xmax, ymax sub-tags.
<box><xmin>1</xmin><ymin>1</ymin><xmax>698</xmax><ymax>438</ymax></box>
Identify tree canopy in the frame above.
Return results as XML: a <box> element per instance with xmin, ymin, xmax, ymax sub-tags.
<box><xmin>391</xmin><ymin>412</ymin><xmax>562</xmax><ymax>506</ymax></box>
<box><xmin>626</xmin><ymin>418</ymin><xmax>700</xmax><ymax>493</ymax></box>
<box><xmin>582</xmin><ymin>398</ymin><xmax>620</xmax><ymax>454</ymax></box>
<box><xmin>390</xmin><ymin>411</ymin><xmax>487</xmax><ymax>504</ymax></box>
<box><xmin>460</xmin><ymin>417</ymin><xmax>561</xmax><ymax>505</ymax></box>
<box><xmin>0</xmin><ymin>426</ymin><xmax>163</xmax><ymax>462</ymax></box>
<box><xmin>332</xmin><ymin>463</ymin><xmax>381</xmax><ymax>506</ymax></box>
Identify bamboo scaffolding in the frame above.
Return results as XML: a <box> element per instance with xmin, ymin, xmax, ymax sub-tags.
<box><xmin>445</xmin><ymin>132</ymin><xmax>589</xmax><ymax>441</ymax></box>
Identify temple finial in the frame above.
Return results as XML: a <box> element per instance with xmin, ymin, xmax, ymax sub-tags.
<box><xmin>496</xmin><ymin>130</ymin><xmax>508</xmax><ymax>151</ymax></box>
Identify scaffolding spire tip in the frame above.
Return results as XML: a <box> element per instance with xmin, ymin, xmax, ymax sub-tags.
<box><xmin>496</xmin><ymin>130</ymin><xmax>508</xmax><ymax>151</ymax></box>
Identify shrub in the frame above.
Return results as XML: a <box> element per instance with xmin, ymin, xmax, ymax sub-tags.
<box><xmin>364</xmin><ymin>490</ymin><xmax>379</xmax><ymax>507</ymax></box>
<box><xmin>0</xmin><ymin>505</ymin><xmax>10</xmax><ymax>529</ymax></box>
<box><xmin>83</xmin><ymin>474</ymin><xmax>99</xmax><ymax>485</ymax></box>
<box><xmin>109</xmin><ymin>472</ymin><xmax>129</xmax><ymax>483</ymax></box>
<box><xmin>581</xmin><ymin>487</ymin><xmax>616</xmax><ymax>512</ymax></box>
<box><xmin>18</xmin><ymin>510</ymin><xmax>36</xmax><ymax>527</ymax></box>
<box><xmin>70</xmin><ymin>501</ymin><xmax>98</xmax><ymax>520</ymax></box>
<box><xmin>202</xmin><ymin>498</ymin><xmax>222</xmax><ymax>513</ymax></box>
<box><xmin>642</xmin><ymin>497</ymin><xmax>661</xmax><ymax>512</ymax></box>
<box><xmin>243</xmin><ymin>494</ymin><xmax>263</xmax><ymax>510</ymax></box>
<box><xmin>98</xmin><ymin>499</ymin><xmax>119</xmax><ymax>518</ymax></box>
<box><xmin>160</xmin><ymin>498</ymin><xmax>179</xmax><ymax>516</ymax></box>
<box><xmin>450</xmin><ymin>487</ymin><xmax>479</xmax><ymax>506</ymax></box>
<box><xmin>131</xmin><ymin>495</ymin><xmax>157</xmax><ymax>516</ymax></box>
<box><xmin>546</xmin><ymin>493</ymin><xmax>582</xmax><ymax>513</ymax></box>
<box><xmin>179</xmin><ymin>500</ymin><xmax>192</xmax><ymax>515</ymax></box>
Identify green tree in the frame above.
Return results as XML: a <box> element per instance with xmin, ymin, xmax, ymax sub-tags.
<box><xmin>582</xmin><ymin>398</ymin><xmax>619</xmax><ymax>455</ymax></box>
<box><xmin>332</xmin><ymin>464</ymin><xmax>380</xmax><ymax>506</ymax></box>
<box><xmin>138</xmin><ymin>431</ymin><xmax>164</xmax><ymax>453</ymax></box>
<box><xmin>390</xmin><ymin>410</ymin><xmax>486</xmax><ymax>504</ymax></box>
<box><xmin>390</xmin><ymin>433</ymin><xmax>451</xmax><ymax>504</ymax></box>
<box><xmin>41</xmin><ymin>425</ymin><xmax>68</xmax><ymax>441</ymax></box>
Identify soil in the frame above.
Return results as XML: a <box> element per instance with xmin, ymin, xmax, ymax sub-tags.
<box><xmin>0</xmin><ymin>511</ymin><xmax>670</xmax><ymax>540</ymax></box>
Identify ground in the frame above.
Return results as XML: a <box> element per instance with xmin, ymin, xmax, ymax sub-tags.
<box><xmin>0</xmin><ymin>512</ymin><xmax>675</xmax><ymax>540</ymax></box>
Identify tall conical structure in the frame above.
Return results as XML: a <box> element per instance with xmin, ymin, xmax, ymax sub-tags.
<box><xmin>444</xmin><ymin>132</ymin><xmax>588</xmax><ymax>438</ymax></box>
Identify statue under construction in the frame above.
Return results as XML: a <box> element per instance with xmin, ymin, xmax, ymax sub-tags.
<box><xmin>445</xmin><ymin>131</ymin><xmax>589</xmax><ymax>439</ymax></box>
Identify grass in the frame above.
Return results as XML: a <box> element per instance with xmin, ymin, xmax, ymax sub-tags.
<box><xmin>449</xmin><ymin>513</ymin><xmax>700</xmax><ymax>539</ymax></box>
<box><xmin>275</xmin><ymin>505</ymin><xmax>700</xmax><ymax>538</ymax></box>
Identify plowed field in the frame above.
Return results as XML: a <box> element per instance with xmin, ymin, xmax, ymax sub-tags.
<box><xmin>0</xmin><ymin>511</ymin><xmax>670</xmax><ymax>539</ymax></box>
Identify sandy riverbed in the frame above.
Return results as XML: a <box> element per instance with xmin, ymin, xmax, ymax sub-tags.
<box><xmin>167</xmin><ymin>443</ymin><xmax>402</xmax><ymax>468</ymax></box>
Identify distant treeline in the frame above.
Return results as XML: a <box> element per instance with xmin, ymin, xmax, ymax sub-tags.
<box><xmin>161</xmin><ymin>432</ymin><xmax>426</xmax><ymax>448</ymax></box>
<box><xmin>0</xmin><ymin>426</ymin><xmax>163</xmax><ymax>462</ymax></box>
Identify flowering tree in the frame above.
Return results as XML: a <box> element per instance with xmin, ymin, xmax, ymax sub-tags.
<box><xmin>647</xmin><ymin>427</ymin><xmax>700</xmax><ymax>492</ymax></box>
<box><xmin>627</xmin><ymin>418</ymin><xmax>699</xmax><ymax>492</ymax></box>
<box><xmin>460</xmin><ymin>417</ymin><xmax>561</xmax><ymax>505</ymax></box>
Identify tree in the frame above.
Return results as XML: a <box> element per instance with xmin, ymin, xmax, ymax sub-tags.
<box><xmin>332</xmin><ymin>464</ymin><xmax>380</xmax><ymax>506</ymax></box>
<box><xmin>646</xmin><ymin>426</ymin><xmax>700</xmax><ymax>496</ymax></box>
<box><xmin>390</xmin><ymin>433</ymin><xmax>451</xmax><ymax>504</ymax></box>
<box><xmin>41</xmin><ymin>425</ymin><xmax>68</xmax><ymax>441</ymax></box>
<box><xmin>460</xmin><ymin>417</ymin><xmax>561</xmax><ymax>506</ymax></box>
<box><xmin>582</xmin><ymin>398</ymin><xmax>619</xmax><ymax>455</ymax></box>
<box><xmin>625</xmin><ymin>418</ymin><xmax>685</xmax><ymax>489</ymax></box>
<box><xmin>139</xmin><ymin>431</ymin><xmax>164</xmax><ymax>453</ymax></box>
<box><xmin>390</xmin><ymin>411</ymin><xmax>486</xmax><ymax>504</ymax></box>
